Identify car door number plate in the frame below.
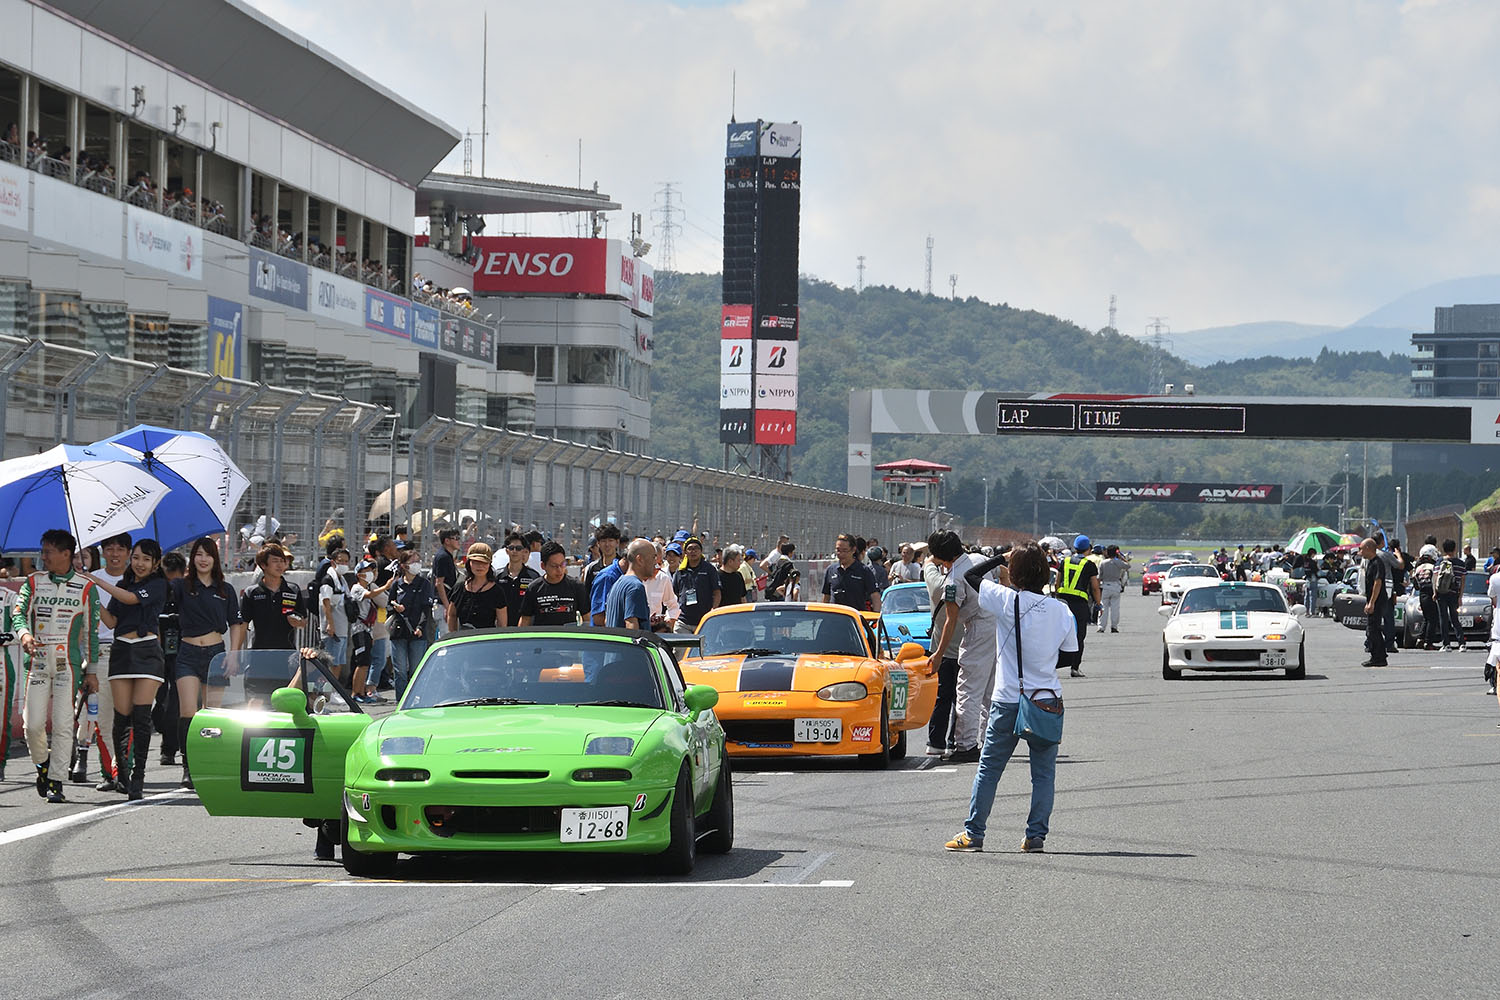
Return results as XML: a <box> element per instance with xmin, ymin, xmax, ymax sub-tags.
<box><xmin>1259</xmin><ymin>652</ymin><xmax>1287</xmax><ymax>668</ymax></box>
<box><xmin>794</xmin><ymin>718</ymin><xmax>842</xmax><ymax>743</ymax></box>
<box><xmin>560</xmin><ymin>806</ymin><xmax>628</xmax><ymax>842</ymax></box>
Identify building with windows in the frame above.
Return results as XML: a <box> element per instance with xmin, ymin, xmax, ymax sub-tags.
<box><xmin>0</xmin><ymin>0</ymin><xmax>619</xmax><ymax>435</ymax></box>
<box><xmin>1399</xmin><ymin>303</ymin><xmax>1500</xmax><ymax>473</ymax></box>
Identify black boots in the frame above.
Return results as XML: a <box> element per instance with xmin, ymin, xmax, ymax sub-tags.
<box><xmin>98</xmin><ymin>711</ymin><xmax>130</xmax><ymax>793</ymax></box>
<box><xmin>35</xmin><ymin>757</ymin><xmax>48</xmax><ymax>798</ymax></box>
<box><xmin>128</xmin><ymin>704</ymin><xmax>152</xmax><ymax>801</ymax></box>
<box><xmin>177</xmin><ymin>717</ymin><xmax>193</xmax><ymax>789</ymax></box>
<box><xmin>67</xmin><ymin>743</ymin><xmax>90</xmax><ymax>783</ymax></box>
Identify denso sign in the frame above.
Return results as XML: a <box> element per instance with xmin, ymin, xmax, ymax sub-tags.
<box><xmin>470</xmin><ymin>237</ymin><xmax>610</xmax><ymax>295</ymax></box>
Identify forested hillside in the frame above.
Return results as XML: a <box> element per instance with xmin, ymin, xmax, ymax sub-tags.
<box><xmin>648</xmin><ymin>273</ymin><xmax>1446</xmax><ymax>538</ymax></box>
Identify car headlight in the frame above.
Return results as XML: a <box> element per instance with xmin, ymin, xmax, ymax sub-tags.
<box><xmin>1263</xmin><ymin>633</ymin><xmax>1286</xmax><ymax>641</ymax></box>
<box><xmin>817</xmin><ymin>681</ymin><xmax>868</xmax><ymax>701</ymax></box>
<box><xmin>586</xmin><ymin>736</ymin><xmax>635</xmax><ymax>755</ymax></box>
<box><xmin>380</xmin><ymin>736</ymin><xmax>425</xmax><ymax>756</ymax></box>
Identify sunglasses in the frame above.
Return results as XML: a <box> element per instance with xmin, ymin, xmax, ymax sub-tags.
<box><xmin>505</xmin><ymin>545</ymin><xmax>525</xmax><ymax>552</ymax></box>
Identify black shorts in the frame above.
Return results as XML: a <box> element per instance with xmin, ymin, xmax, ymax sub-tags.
<box><xmin>176</xmin><ymin>642</ymin><xmax>225</xmax><ymax>684</ymax></box>
<box><xmin>107</xmin><ymin>637</ymin><xmax>166</xmax><ymax>681</ymax></box>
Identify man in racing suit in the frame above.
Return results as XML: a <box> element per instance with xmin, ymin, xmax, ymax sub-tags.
<box><xmin>0</xmin><ymin>584</ymin><xmax>17</xmax><ymax>780</ymax></box>
<box><xmin>11</xmin><ymin>530</ymin><xmax>101</xmax><ymax>803</ymax></box>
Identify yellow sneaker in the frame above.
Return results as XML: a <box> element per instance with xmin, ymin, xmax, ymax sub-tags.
<box><xmin>944</xmin><ymin>831</ymin><xmax>983</xmax><ymax>852</ymax></box>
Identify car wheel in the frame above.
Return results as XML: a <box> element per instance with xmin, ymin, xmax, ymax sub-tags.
<box><xmin>1162</xmin><ymin>647</ymin><xmax>1181</xmax><ymax>680</ymax></box>
<box><xmin>857</xmin><ymin>694</ymin><xmax>892</xmax><ymax>770</ymax></box>
<box><xmin>1401</xmin><ymin>621</ymin><xmax>1417</xmax><ymax>650</ymax></box>
<box><xmin>698</xmin><ymin>752</ymin><xmax>734</xmax><ymax>855</ymax></box>
<box><xmin>1286</xmin><ymin>641</ymin><xmax>1306</xmax><ymax>680</ymax></box>
<box><xmin>648</xmin><ymin>766</ymin><xmax>696</xmax><ymax>875</ymax></box>
<box><xmin>341</xmin><ymin>817</ymin><xmax>398</xmax><ymax>879</ymax></box>
<box><xmin>890</xmin><ymin>728</ymin><xmax>908</xmax><ymax>760</ymax></box>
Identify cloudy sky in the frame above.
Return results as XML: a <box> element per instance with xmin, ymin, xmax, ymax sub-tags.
<box><xmin>253</xmin><ymin>0</ymin><xmax>1500</xmax><ymax>335</ymax></box>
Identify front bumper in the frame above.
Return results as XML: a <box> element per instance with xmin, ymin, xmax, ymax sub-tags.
<box><xmin>1166</xmin><ymin>640</ymin><xmax>1296</xmax><ymax>672</ymax></box>
<box><xmin>716</xmin><ymin>691</ymin><xmax>887</xmax><ymax>757</ymax></box>
<box><xmin>343</xmin><ymin>766</ymin><xmax>678</xmax><ymax>856</ymax></box>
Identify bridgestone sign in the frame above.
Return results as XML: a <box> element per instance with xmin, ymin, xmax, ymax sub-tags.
<box><xmin>1095</xmin><ymin>482</ymin><xmax>1284</xmax><ymax>504</ymax></box>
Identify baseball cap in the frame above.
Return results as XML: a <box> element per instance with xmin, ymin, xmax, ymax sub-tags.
<box><xmin>1074</xmin><ymin>534</ymin><xmax>1091</xmax><ymax>551</ymax></box>
<box><xmin>673</xmin><ymin>530</ymin><xmax>690</xmax><ymax>542</ymax></box>
<box><xmin>746</xmin><ymin>548</ymin><xmax>757</xmax><ymax>559</ymax></box>
<box><xmin>665</xmin><ymin>542</ymin><xmax>683</xmax><ymax>555</ymax></box>
<box><xmin>683</xmin><ymin>535</ymin><xmax>703</xmax><ymax>549</ymax></box>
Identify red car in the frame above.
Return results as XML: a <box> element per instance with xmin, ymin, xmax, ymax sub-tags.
<box><xmin>1140</xmin><ymin>560</ymin><xmax>1179</xmax><ymax>596</ymax></box>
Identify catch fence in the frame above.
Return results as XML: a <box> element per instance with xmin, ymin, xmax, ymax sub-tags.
<box><xmin>0</xmin><ymin>336</ymin><xmax>930</xmax><ymax>562</ymax></box>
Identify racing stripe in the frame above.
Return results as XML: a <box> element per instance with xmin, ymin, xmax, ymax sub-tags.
<box><xmin>1220</xmin><ymin>611</ymin><xmax>1232</xmax><ymax>630</ymax></box>
<box><xmin>737</xmin><ymin>657</ymin><xmax>797</xmax><ymax>692</ymax></box>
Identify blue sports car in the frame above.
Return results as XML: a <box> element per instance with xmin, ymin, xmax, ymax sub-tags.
<box><xmin>880</xmin><ymin>582</ymin><xmax>933</xmax><ymax>653</ymax></box>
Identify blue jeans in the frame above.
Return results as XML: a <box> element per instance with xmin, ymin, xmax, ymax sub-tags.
<box><xmin>388</xmin><ymin>637</ymin><xmax>429</xmax><ymax>699</ymax></box>
<box><xmin>964</xmin><ymin>700</ymin><xmax>1059</xmax><ymax>843</ymax></box>
<box><xmin>366</xmin><ymin>636</ymin><xmax>389</xmax><ymax>690</ymax></box>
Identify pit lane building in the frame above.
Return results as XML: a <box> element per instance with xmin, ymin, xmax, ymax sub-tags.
<box><xmin>0</xmin><ymin>0</ymin><xmax>640</xmax><ymax>445</ymax></box>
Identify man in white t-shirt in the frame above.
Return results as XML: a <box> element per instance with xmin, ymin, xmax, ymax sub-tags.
<box><xmin>945</xmin><ymin>541</ymin><xmax>1077</xmax><ymax>854</ymax></box>
<box><xmin>319</xmin><ymin>549</ymin><xmax>351</xmax><ymax>672</ymax></box>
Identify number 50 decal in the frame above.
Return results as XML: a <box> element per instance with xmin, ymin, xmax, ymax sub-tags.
<box><xmin>241</xmin><ymin>727</ymin><xmax>315</xmax><ymax>793</ymax></box>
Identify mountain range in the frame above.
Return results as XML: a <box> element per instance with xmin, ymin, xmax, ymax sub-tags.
<box><xmin>1167</xmin><ymin>274</ymin><xmax>1500</xmax><ymax>364</ymax></box>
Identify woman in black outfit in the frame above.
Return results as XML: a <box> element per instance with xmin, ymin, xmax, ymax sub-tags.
<box><xmin>88</xmin><ymin>539</ymin><xmax>169</xmax><ymax>799</ymax></box>
<box><xmin>446</xmin><ymin>542</ymin><xmax>507</xmax><ymax>632</ymax></box>
<box><xmin>172</xmin><ymin>537</ymin><xmax>246</xmax><ymax>788</ymax></box>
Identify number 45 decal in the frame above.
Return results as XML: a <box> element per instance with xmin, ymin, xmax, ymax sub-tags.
<box><xmin>241</xmin><ymin>727</ymin><xmax>315</xmax><ymax>793</ymax></box>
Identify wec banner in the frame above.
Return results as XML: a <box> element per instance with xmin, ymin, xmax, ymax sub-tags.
<box><xmin>1096</xmin><ymin>482</ymin><xmax>1283</xmax><ymax>504</ymax></box>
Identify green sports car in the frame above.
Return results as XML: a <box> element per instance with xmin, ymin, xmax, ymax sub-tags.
<box><xmin>188</xmin><ymin>629</ymin><xmax>733</xmax><ymax>878</ymax></box>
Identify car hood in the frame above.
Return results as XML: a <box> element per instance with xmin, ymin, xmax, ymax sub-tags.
<box><xmin>376</xmin><ymin>705</ymin><xmax>664</xmax><ymax>757</ymax></box>
<box><xmin>1168</xmin><ymin>611</ymin><xmax>1298</xmax><ymax>636</ymax></box>
<box><xmin>682</xmin><ymin>653</ymin><xmax>873</xmax><ymax>692</ymax></box>
<box><xmin>882</xmin><ymin>612</ymin><xmax>931</xmax><ymax>640</ymax></box>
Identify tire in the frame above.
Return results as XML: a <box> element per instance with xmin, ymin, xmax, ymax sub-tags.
<box><xmin>1162</xmin><ymin>647</ymin><xmax>1182</xmax><ymax>680</ymax></box>
<box><xmin>1401</xmin><ymin>621</ymin><xmax>1417</xmax><ymax>650</ymax></box>
<box><xmin>341</xmin><ymin>817</ymin><xmax>398</xmax><ymax>879</ymax></box>
<box><xmin>1286</xmin><ymin>641</ymin><xmax>1306</xmax><ymax>680</ymax></box>
<box><xmin>857</xmin><ymin>694</ymin><xmax>892</xmax><ymax>770</ymax></box>
<box><xmin>698</xmin><ymin>753</ymin><xmax>734</xmax><ymax>855</ymax></box>
<box><xmin>648</xmin><ymin>766</ymin><xmax>696</xmax><ymax>875</ymax></box>
<box><xmin>890</xmin><ymin>728</ymin><xmax>908</xmax><ymax>760</ymax></box>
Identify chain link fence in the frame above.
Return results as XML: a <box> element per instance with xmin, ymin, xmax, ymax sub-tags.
<box><xmin>0</xmin><ymin>335</ymin><xmax>931</xmax><ymax>562</ymax></box>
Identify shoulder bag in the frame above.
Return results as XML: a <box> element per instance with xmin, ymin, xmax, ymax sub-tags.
<box><xmin>1012</xmin><ymin>593</ymin><xmax>1064</xmax><ymax>747</ymax></box>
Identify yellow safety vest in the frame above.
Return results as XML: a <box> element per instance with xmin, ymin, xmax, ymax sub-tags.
<box><xmin>1056</xmin><ymin>557</ymin><xmax>1091</xmax><ymax>601</ymax></box>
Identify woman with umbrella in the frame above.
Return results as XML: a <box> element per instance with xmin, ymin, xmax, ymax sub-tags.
<box><xmin>87</xmin><ymin>539</ymin><xmax>170</xmax><ymax>800</ymax></box>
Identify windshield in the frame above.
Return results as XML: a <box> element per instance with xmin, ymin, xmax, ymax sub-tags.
<box><xmin>693</xmin><ymin>608</ymin><xmax>869</xmax><ymax>658</ymax></box>
<box><xmin>882</xmin><ymin>586</ymin><xmax>931</xmax><ymax>615</ymax></box>
<box><xmin>1168</xmin><ymin>565</ymin><xmax>1219</xmax><ymax>578</ymax></box>
<box><xmin>1146</xmin><ymin>562</ymin><xmax>1174</xmax><ymax>574</ymax></box>
<box><xmin>402</xmin><ymin>638</ymin><xmax>665</xmax><ymax>710</ymax></box>
<box><xmin>1463</xmin><ymin>572</ymin><xmax>1487</xmax><ymax>596</ymax></box>
<box><xmin>1177</xmin><ymin>586</ymin><xmax>1288</xmax><ymax>615</ymax></box>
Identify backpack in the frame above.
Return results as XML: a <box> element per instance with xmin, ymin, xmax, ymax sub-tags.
<box><xmin>766</xmin><ymin>560</ymin><xmax>795</xmax><ymax>600</ymax></box>
<box><xmin>1435</xmin><ymin>558</ymin><xmax>1456</xmax><ymax>596</ymax></box>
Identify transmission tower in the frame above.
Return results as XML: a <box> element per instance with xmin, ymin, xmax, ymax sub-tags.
<box><xmin>1146</xmin><ymin>316</ymin><xmax>1172</xmax><ymax>394</ymax></box>
<box><xmin>924</xmin><ymin>235</ymin><xmax>934</xmax><ymax>295</ymax></box>
<box><xmin>651</xmin><ymin>182</ymin><xmax>683</xmax><ymax>299</ymax></box>
<box><xmin>1107</xmin><ymin>293</ymin><xmax>1117</xmax><ymax>333</ymax></box>
<box><xmin>949</xmin><ymin>273</ymin><xmax>958</xmax><ymax>299</ymax></box>
<box><xmin>856</xmin><ymin>255</ymin><xmax>866</xmax><ymax>293</ymax></box>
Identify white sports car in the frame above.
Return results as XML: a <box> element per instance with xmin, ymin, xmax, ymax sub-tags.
<box><xmin>1159</xmin><ymin>563</ymin><xmax>1224</xmax><ymax>605</ymax></box>
<box><xmin>1160</xmin><ymin>582</ymin><xmax>1307</xmax><ymax>680</ymax></box>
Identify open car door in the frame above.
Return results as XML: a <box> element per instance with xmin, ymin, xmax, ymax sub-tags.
<box><xmin>188</xmin><ymin>649</ymin><xmax>373</xmax><ymax>821</ymax></box>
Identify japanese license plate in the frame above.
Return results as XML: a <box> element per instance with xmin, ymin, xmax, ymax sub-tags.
<box><xmin>560</xmin><ymin>806</ymin><xmax>628</xmax><ymax>843</ymax></box>
<box><xmin>1259</xmin><ymin>652</ymin><xmax>1287</xmax><ymax>668</ymax></box>
<box><xmin>794</xmin><ymin>718</ymin><xmax>842</xmax><ymax>743</ymax></box>
<box><xmin>1460</xmin><ymin>616</ymin><xmax>1474</xmax><ymax>628</ymax></box>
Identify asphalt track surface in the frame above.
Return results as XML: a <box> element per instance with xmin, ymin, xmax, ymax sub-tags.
<box><xmin>2</xmin><ymin>592</ymin><xmax>1498</xmax><ymax>1000</ymax></box>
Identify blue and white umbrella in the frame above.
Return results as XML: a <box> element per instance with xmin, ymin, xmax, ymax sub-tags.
<box><xmin>95</xmin><ymin>425</ymin><xmax>250</xmax><ymax>551</ymax></box>
<box><xmin>0</xmin><ymin>443</ymin><xmax>173</xmax><ymax>552</ymax></box>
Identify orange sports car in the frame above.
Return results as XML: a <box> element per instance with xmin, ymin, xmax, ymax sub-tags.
<box><xmin>679</xmin><ymin>602</ymin><xmax>935</xmax><ymax>768</ymax></box>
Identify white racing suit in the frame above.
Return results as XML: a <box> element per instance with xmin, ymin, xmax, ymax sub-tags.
<box><xmin>11</xmin><ymin>573</ymin><xmax>100</xmax><ymax>771</ymax></box>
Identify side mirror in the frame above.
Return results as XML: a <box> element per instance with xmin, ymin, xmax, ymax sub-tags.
<box><xmin>683</xmin><ymin>684</ymin><xmax>719</xmax><ymax>720</ymax></box>
<box><xmin>1157</xmin><ymin>604</ymin><xmax>1174</xmax><ymax>617</ymax></box>
<box><xmin>895</xmin><ymin>642</ymin><xmax>926</xmax><ymax>662</ymax></box>
<box><xmin>270</xmin><ymin>686</ymin><xmax>310</xmax><ymax>722</ymax></box>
